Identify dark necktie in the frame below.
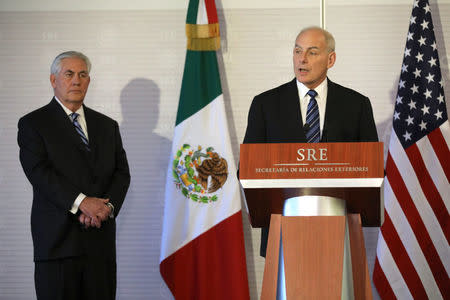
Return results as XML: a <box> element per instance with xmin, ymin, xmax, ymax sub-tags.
<box><xmin>305</xmin><ymin>89</ymin><xmax>320</xmax><ymax>143</ymax></box>
<box><xmin>70</xmin><ymin>112</ymin><xmax>90</xmax><ymax>150</ymax></box>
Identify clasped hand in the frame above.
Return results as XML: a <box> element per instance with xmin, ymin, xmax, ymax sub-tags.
<box><xmin>78</xmin><ymin>197</ymin><xmax>111</xmax><ymax>228</ymax></box>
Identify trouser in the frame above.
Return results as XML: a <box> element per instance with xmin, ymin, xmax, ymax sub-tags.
<box><xmin>34</xmin><ymin>254</ymin><xmax>116</xmax><ymax>300</ymax></box>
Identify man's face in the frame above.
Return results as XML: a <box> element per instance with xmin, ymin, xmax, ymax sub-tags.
<box><xmin>293</xmin><ymin>29</ymin><xmax>336</xmax><ymax>89</ymax></box>
<box><xmin>50</xmin><ymin>57</ymin><xmax>90</xmax><ymax>109</ymax></box>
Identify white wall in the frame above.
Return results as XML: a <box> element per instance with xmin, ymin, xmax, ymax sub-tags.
<box><xmin>0</xmin><ymin>0</ymin><xmax>422</xmax><ymax>11</ymax></box>
<box><xmin>0</xmin><ymin>1</ymin><xmax>449</xmax><ymax>299</ymax></box>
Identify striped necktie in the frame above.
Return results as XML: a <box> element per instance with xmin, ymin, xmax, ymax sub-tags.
<box><xmin>305</xmin><ymin>89</ymin><xmax>320</xmax><ymax>143</ymax></box>
<box><xmin>70</xmin><ymin>113</ymin><xmax>90</xmax><ymax>150</ymax></box>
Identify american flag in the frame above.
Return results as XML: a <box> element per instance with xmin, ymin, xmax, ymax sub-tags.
<box><xmin>373</xmin><ymin>0</ymin><xmax>450</xmax><ymax>299</ymax></box>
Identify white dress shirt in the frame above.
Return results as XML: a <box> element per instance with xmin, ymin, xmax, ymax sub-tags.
<box><xmin>54</xmin><ymin>96</ymin><xmax>88</xmax><ymax>214</ymax></box>
<box><xmin>296</xmin><ymin>78</ymin><xmax>328</xmax><ymax>137</ymax></box>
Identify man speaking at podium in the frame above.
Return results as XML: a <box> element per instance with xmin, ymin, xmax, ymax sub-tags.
<box><xmin>242</xmin><ymin>26</ymin><xmax>378</xmax><ymax>257</ymax></box>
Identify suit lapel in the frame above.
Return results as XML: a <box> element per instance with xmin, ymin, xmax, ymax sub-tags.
<box><xmin>323</xmin><ymin>78</ymin><xmax>339</xmax><ymax>141</ymax></box>
<box><xmin>83</xmin><ymin>105</ymin><xmax>99</xmax><ymax>163</ymax></box>
<box><xmin>283</xmin><ymin>78</ymin><xmax>306</xmax><ymax>141</ymax></box>
<box><xmin>48</xmin><ymin>98</ymin><xmax>95</xmax><ymax>166</ymax></box>
<box><xmin>48</xmin><ymin>98</ymin><xmax>87</xmax><ymax>150</ymax></box>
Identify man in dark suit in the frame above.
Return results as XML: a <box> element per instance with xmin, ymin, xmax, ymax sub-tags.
<box><xmin>18</xmin><ymin>51</ymin><xmax>130</xmax><ymax>299</ymax></box>
<box><xmin>243</xmin><ymin>27</ymin><xmax>378</xmax><ymax>257</ymax></box>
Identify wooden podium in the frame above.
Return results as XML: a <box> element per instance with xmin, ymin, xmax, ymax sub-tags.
<box><xmin>239</xmin><ymin>142</ymin><xmax>384</xmax><ymax>299</ymax></box>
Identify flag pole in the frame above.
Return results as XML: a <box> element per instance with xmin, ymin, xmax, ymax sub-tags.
<box><xmin>320</xmin><ymin>0</ymin><xmax>326</xmax><ymax>29</ymax></box>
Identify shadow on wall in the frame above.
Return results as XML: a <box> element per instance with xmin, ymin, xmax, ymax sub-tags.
<box><xmin>116</xmin><ymin>78</ymin><xmax>172</xmax><ymax>298</ymax></box>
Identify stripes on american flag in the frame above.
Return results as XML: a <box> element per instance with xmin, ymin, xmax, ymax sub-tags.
<box><xmin>373</xmin><ymin>0</ymin><xmax>450</xmax><ymax>299</ymax></box>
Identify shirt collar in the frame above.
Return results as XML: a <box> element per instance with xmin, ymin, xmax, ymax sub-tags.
<box><xmin>54</xmin><ymin>96</ymin><xmax>85</xmax><ymax>118</ymax></box>
<box><xmin>296</xmin><ymin>78</ymin><xmax>328</xmax><ymax>101</ymax></box>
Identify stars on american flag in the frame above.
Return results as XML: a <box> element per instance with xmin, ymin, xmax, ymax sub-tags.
<box><xmin>393</xmin><ymin>0</ymin><xmax>447</xmax><ymax>148</ymax></box>
<box><xmin>420</xmin><ymin>20</ymin><xmax>429</xmax><ymax>30</ymax></box>
<box><xmin>407</xmin><ymin>32</ymin><xmax>414</xmax><ymax>41</ymax></box>
<box><xmin>423</xmin><ymin>88</ymin><xmax>432</xmax><ymax>99</ymax></box>
<box><xmin>428</xmin><ymin>56</ymin><xmax>437</xmax><ymax>67</ymax></box>
<box><xmin>404</xmin><ymin>48</ymin><xmax>411</xmax><ymax>57</ymax></box>
<box><xmin>415</xmin><ymin>52</ymin><xmax>424</xmax><ymax>62</ymax></box>
<box><xmin>418</xmin><ymin>120</ymin><xmax>427</xmax><ymax>130</ymax></box>
<box><xmin>401</xmin><ymin>63</ymin><xmax>408</xmax><ymax>73</ymax></box>
<box><xmin>431</xmin><ymin>41</ymin><xmax>437</xmax><ymax>51</ymax></box>
<box><xmin>421</xmin><ymin>104</ymin><xmax>430</xmax><ymax>115</ymax></box>
<box><xmin>406</xmin><ymin>115</ymin><xmax>415</xmax><ymax>125</ymax></box>
<box><xmin>418</xmin><ymin>36</ymin><xmax>427</xmax><ymax>46</ymax></box>
<box><xmin>403</xmin><ymin>131</ymin><xmax>412</xmax><ymax>141</ymax></box>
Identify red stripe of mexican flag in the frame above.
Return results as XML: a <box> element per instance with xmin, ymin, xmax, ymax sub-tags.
<box><xmin>160</xmin><ymin>0</ymin><xmax>250</xmax><ymax>299</ymax></box>
<box><xmin>161</xmin><ymin>212</ymin><xmax>249</xmax><ymax>299</ymax></box>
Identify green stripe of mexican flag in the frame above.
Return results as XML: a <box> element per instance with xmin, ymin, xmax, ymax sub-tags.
<box><xmin>160</xmin><ymin>1</ymin><xmax>250</xmax><ymax>299</ymax></box>
<box><xmin>186</xmin><ymin>0</ymin><xmax>199</xmax><ymax>24</ymax></box>
<box><xmin>176</xmin><ymin>51</ymin><xmax>221</xmax><ymax>126</ymax></box>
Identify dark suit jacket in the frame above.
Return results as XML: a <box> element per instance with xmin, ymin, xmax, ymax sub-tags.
<box><xmin>18</xmin><ymin>98</ymin><xmax>130</xmax><ymax>262</ymax></box>
<box><xmin>243</xmin><ymin>78</ymin><xmax>378</xmax><ymax>256</ymax></box>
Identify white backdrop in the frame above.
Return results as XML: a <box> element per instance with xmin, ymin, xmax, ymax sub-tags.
<box><xmin>0</xmin><ymin>1</ymin><xmax>449</xmax><ymax>299</ymax></box>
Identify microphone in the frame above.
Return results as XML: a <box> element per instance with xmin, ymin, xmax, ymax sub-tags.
<box><xmin>303</xmin><ymin>123</ymin><xmax>310</xmax><ymax>135</ymax></box>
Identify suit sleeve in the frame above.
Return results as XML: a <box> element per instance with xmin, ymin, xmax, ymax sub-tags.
<box><xmin>104</xmin><ymin>121</ymin><xmax>130</xmax><ymax>217</ymax></box>
<box><xmin>18</xmin><ymin>116</ymin><xmax>80</xmax><ymax>211</ymax></box>
<box><xmin>243</xmin><ymin>96</ymin><xmax>266</xmax><ymax>144</ymax></box>
<box><xmin>359</xmin><ymin>97</ymin><xmax>379</xmax><ymax>142</ymax></box>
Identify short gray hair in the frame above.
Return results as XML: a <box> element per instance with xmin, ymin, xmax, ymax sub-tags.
<box><xmin>297</xmin><ymin>26</ymin><xmax>335</xmax><ymax>52</ymax></box>
<box><xmin>50</xmin><ymin>51</ymin><xmax>91</xmax><ymax>75</ymax></box>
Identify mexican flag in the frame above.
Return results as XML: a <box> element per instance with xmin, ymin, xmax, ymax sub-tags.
<box><xmin>159</xmin><ymin>0</ymin><xmax>250</xmax><ymax>299</ymax></box>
